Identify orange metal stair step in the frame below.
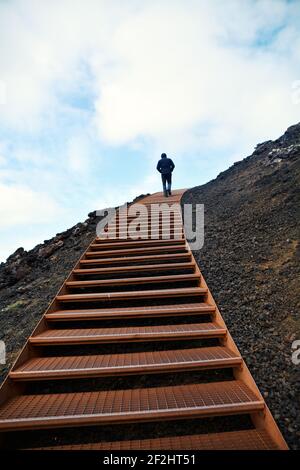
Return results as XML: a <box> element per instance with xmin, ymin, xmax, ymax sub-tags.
<box><xmin>95</xmin><ymin>235</ymin><xmax>183</xmax><ymax>243</ymax></box>
<box><xmin>36</xmin><ymin>429</ymin><xmax>280</xmax><ymax>450</ymax></box>
<box><xmin>29</xmin><ymin>322</ymin><xmax>226</xmax><ymax>345</ymax></box>
<box><xmin>10</xmin><ymin>346</ymin><xmax>241</xmax><ymax>381</ymax></box>
<box><xmin>72</xmin><ymin>261</ymin><xmax>196</xmax><ymax>276</ymax></box>
<box><xmin>112</xmin><ymin>219</ymin><xmax>183</xmax><ymax>227</ymax></box>
<box><xmin>85</xmin><ymin>245</ymin><xmax>186</xmax><ymax>258</ymax></box>
<box><xmin>109</xmin><ymin>227</ymin><xmax>184</xmax><ymax>234</ymax></box>
<box><xmin>56</xmin><ymin>287</ymin><xmax>207</xmax><ymax>303</ymax></box>
<box><xmin>65</xmin><ymin>273</ymin><xmax>200</xmax><ymax>289</ymax></box>
<box><xmin>45</xmin><ymin>302</ymin><xmax>216</xmax><ymax>322</ymax></box>
<box><xmin>104</xmin><ymin>225</ymin><xmax>184</xmax><ymax>232</ymax></box>
<box><xmin>79</xmin><ymin>252</ymin><xmax>192</xmax><ymax>266</ymax></box>
<box><xmin>90</xmin><ymin>239</ymin><xmax>186</xmax><ymax>250</ymax></box>
<box><xmin>0</xmin><ymin>381</ymin><xmax>264</xmax><ymax>431</ymax></box>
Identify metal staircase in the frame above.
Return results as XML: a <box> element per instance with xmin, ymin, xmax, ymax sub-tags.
<box><xmin>0</xmin><ymin>190</ymin><xmax>288</xmax><ymax>449</ymax></box>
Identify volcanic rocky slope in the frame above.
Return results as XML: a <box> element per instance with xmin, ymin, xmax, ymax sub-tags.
<box><xmin>182</xmin><ymin>122</ymin><xmax>300</xmax><ymax>449</ymax></box>
<box><xmin>0</xmin><ymin>124</ymin><xmax>299</xmax><ymax>448</ymax></box>
<box><xmin>0</xmin><ymin>195</ymin><xmax>146</xmax><ymax>384</ymax></box>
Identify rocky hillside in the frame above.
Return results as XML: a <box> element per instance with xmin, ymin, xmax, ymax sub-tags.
<box><xmin>0</xmin><ymin>123</ymin><xmax>299</xmax><ymax>448</ymax></box>
<box><xmin>0</xmin><ymin>211</ymin><xmax>98</xmax><ymax>383</ymax></box>
<box><xmin>182</xmin><ymin>122</ymin><xmax>300</xmax><ymax>449</ymax></box>
<box><xmin>0</xmin><ymin>196</ymin><xmax>146</xmax><ymax>384</ymax></box>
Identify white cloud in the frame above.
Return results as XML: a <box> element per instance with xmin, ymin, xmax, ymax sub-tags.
<box><xmin>0</xmin><ymin>79</ymin><xmax>7</xmax><ymax>105</ymax></box>
<box><xmin>0</xmin><ymin>183</ymin><xmax>64</xmax><ymax>228</ymax></box>
<box><xmin>0</xmin><ymin>142</ymin><xmax>7</xmax><ymax>166</ymax></box>
<box><xmin>0</xmin><ymin>0</ymin><xmax>133</xmax><ymax>131</ymax></box>
<box><xmin>13</xmin><ymin>148</ymin><xmax>48</xmax><ymax>165</ymax></box>
<box><xmin>93</xmin><ymin>173</ymin><xmax>160</xmax><ymax>212</ymax></box>
<box><xmin>0</xmin><ymin>0</ymin><xmax>299</xmax><ymax>260</ymax></box>
<box><xmin>0</xmin><ymin>234</ymin><xmax>46</xmax><ymax>262</ymax></box>
<box><xmin>0</xmin><ymin>0</ymin><xmax>298</xmax><ymax>147</ymax></box>
<box><xmin>66</xmin><ymin>134</ymin><xmax>91</xmax><ymax>174</ymax></box>
<box><xmin>93</xmin><ymin>0</ymin><xmax>300</xmax><ymax>152</ymax></box>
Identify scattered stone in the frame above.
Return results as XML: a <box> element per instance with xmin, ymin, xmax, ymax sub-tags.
<box><xmin>38</xmin><ymin>240</ymin><xmax>64</xmax><ymax>259</ymax></box>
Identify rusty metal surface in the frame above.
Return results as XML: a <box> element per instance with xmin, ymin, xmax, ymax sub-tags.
<box><xmin>65</xmin><ymin>273</ymin><xmax>200</xmax><ymax>288</ymax></box>
<box><xmin>29</xmin><ymin>322</ymin><xmax>226</xmax><ymax>345</ymax></box>
<box><xmin>55</xmin><ymin>287</ymin><xmax>207</xmax><ymax>303</ymax></box>
<box><xmin>37</xmin><ymin>429</ymin><xmax>280</xmax><ymax>450</ymax></box>
<box><xmin>0</xmin><ymin>381</ymin><xmax>264</xmax><ymax>431</ymax></box>
<box><xmin>45</xmin><ymin>302</ymin><xmax>215</xmax><ymax>321</ymax></box>
<box><xmin>79</xmin><ymin>252</ymin><xmax>191</xmax><ymax>266</ymax></box>
<box><xmin>72</xmin><ymin>260</ymin><xmax>195</xmax><ymax>276</ymax></box>
<box><xmin>90</xmin><ymin>239</ymin><xmax>186</xmax><ymax>250</ymax></box>
<box><xmin>84</xmin><ymin>244</ymin><xmax>187</xmax><ymax>258</ymax></box>
<box><xmin>11</xmin><ymin>346</ymin><xmax>241</xmax><ymax>381</ymax></box>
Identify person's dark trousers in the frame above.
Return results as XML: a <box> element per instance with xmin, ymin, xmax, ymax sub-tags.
<box><xmin>161</xmin><ymin>173</ymin><xmax>172</xmax><ymax>196</ymax></box>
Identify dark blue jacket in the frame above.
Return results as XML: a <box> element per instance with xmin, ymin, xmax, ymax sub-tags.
<box><xmin>156</xmin><ymin>157</ymin><xmax>175</xmax><ymax>175</ymax></box>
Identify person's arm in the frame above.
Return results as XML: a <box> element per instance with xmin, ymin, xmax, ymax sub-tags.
<box><xmin>170</xmin><ymin>159</ymin><xmax>175</xmax><ymax>171</ymax></box>
<box><xmin>156</xmin><ymin>161</ymin><xmax>162</xmax><ymax>173</ymax></box>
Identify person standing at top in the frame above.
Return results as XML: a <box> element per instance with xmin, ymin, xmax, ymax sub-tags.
<box><xmin>156</xmin><ymin>153</ymin><xmax>175</xmax><ymax>197</ymax></box>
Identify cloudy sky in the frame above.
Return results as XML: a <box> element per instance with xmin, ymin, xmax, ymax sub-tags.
<box><xmin>0</xmin><ymin>0</ymin><xmax>299</xmax><ymax>261</ymax></box>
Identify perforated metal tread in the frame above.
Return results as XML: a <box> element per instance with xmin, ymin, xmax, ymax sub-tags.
<box><xmin>66</xmin><ymin>273</ymin><xmax>200</xmax><ymax>288</ymax></box>
<box><xmin>112</xmin><ymin>233</ymin><xmax>184</xmax><ymax>240</ymax></box>
<box><xmin>45</xmin><ymin>302</ymin><xmax>216</xmax><ymax>322</ymax></box>
<box><xmin>85</xmin><ymin>245</ymin><xmax>187</xmax><ymax>258</ymax></box>
<box><xmin>10</xmin><ymin>346</ymin><xmax>241</xmax><ymax>381</ymax></box>
<box><xmin>29</xmin><ymin>322</ymin><xmax>226</xmax><ymax>345</ymax></box>
<box><xmin>56</xmin><ymin>287</ymin><xmax>207</xmax><ymax>303</ymax></box>
<box><xmin>90</xmin><ymin>239</ymin><xmax>186</xmax><ymax>250</ymax></box>
<box><xmin>0</xmin><ymin>381</ymin><xmax>264</xmax><ymax>431</ymax></box>
<box><xmin>36</xmin><ymin>429</ymin><xmax>279</xmax><ymax>450</ymax></box>
<box><xmin>79</xmin><ymin>252</ymin><xmax>191</xmax><ymax>266</ymax></box>
<box><xmin>73</xmin><ymin>261</ymin><xmax>196</xmax><ymax>276</ymax></box>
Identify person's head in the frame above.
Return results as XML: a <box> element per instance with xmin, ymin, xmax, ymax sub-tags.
<box><xmin>161</xmin><ymin>153</ymin><xmax>167</xmax><ymax>159</ymax></box>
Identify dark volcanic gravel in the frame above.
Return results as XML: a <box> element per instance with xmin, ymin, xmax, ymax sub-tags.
<box><xmin>182</xmin><ymin>123</ymin><xmax>300</xmax><ymax>449</ymax></box>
